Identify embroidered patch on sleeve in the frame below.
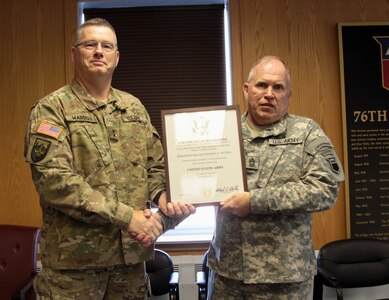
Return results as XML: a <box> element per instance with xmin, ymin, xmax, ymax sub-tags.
<box><xmin>31</xmin><ymin>138</ymin><xmax>51</xmax><ymax>162</ymax></box>
<box><xmin>37</xmin><ymin>122</ymin><xmax>63</xmax><ymax>139</ymax></box>
<box><xmin>317</xmin><ymin>145</ymin><xmax>341</xmax><ymax>174</ymax></box>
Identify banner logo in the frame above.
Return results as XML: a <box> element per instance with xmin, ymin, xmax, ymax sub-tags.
<box><xmin>374</xmin><ymin>36</ymin><xmax>389</xmax><ymax>90</ymax></box>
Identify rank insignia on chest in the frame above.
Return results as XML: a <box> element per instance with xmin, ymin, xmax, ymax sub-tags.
<box><xmin>247</xmin><ymin>156</ymin><xmax>259</xmax><ymax>169</ymax></box>
<box><xmin>31</xmin><ymin>138</ymin><xmax>51</xmax><ymax>162</ymax></box>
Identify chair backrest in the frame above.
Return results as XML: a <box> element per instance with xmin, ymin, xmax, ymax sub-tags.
<box><xmin>317</xmin><ymin>238</ymin><xmax>389</xmax><ymax>288</ymax></box>
<box><xmin>196</xmin><ymin>250</ymin><xmax>209</xmax><ymax>300</ymax></box>
<box><xmin>146</xmin><ymin>248</ymin><xmax>174</xmax><ymax>296</ymax></box>
<box><xmin>202</xmin><ymin>250</ymin><xmax>209</xmax><ymax>282</ymax></box>
<box><xmin>0</xmin><ymin>224</ymin><xmax>40</xmax><ymax>299</ymax></box>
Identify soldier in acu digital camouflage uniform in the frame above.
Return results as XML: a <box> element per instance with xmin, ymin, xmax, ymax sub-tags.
<box><xmin>206</xmin><ymin>56</ymin><xmax>344</xmax><ymax>299</ymax></box>
<box><xmin>24</xmin><ymin>18</ymin><xmax>195</xmax><ymax>299</ymax></box>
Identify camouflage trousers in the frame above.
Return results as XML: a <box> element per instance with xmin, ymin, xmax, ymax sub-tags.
<box><xmin>34</xmin><ymin>263</ymin><xmax>149</xmax><ymax>300</ymax></box>
<box><xmin>207</xmin><ymin>270</ymin><xmax>313</xmax><ymax>300</ymax></box>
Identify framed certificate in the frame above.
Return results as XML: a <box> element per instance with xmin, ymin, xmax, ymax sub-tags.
<box><xmin>161</xmin><ymin>105</ymin><xmax>248</xmax><ymax>206</ymax></box>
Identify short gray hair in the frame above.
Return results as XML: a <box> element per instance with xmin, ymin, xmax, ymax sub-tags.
<box><xmin>75</xmin><ymin>18</ymin><xmax>117</xmax><ymax>46</ymax></box>
<box><xmin>247</xmin><ymin>56</ymin><xmax>291</xmax><ymax>84</ymax></box>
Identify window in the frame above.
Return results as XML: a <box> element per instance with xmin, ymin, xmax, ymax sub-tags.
<box><xmin>154</xmin><ymin>206</ymin><xmax>216</xmax><ymax>243</ymax></box>
<box><xmin>79</xmin><ymin>0</ymin><xmax>231</xmax><ymax>243</ymax></box>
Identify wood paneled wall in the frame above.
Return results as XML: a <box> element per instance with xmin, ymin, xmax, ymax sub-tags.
<box><xmin>1</xmin><ymin>0</ymin><xmax>388</xmax><ymax>249</ymax></box>
<box><xmin>0</xmin><ymin>0</ymin><xmax>77</xmax><ymax>226</ymax></box>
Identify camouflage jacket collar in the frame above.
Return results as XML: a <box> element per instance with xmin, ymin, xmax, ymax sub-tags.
<box><xmin>70</xmin><ymin>79</ymin><xmax>128</xmax><ymax>111</ymax></box>
<box><xmin>241</xmin><ymin>112</ymin><xmax>289</xmax><ymax>140</ymax></box>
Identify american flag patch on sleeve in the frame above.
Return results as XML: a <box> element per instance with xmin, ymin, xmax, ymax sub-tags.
<box><xmin>37</xmin><ymin>122</ymin><xmax>63</xmax><ymax>139</ymax></box>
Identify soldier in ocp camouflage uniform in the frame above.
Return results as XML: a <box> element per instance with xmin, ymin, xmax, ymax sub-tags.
<box><xmin>24</xmin><ymin>18</ymin><xmax>195</xmax><ymax>299</ymax></box>
<box><xmin>206</xmin><ymin>56</ymin><xmax>344</xmax><ymax>299</ymax></box>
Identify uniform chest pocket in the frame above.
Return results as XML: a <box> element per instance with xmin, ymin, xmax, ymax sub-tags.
<box><xmin>121</xmin><ymin>116</ymin><xmax>148</xmax><ymax>166</ymax></box>
<box><xmin>256</xmin><ymin>145</ymin><xmax>303</xmax><ymax>188</ymax></box>
<box><xmin>68</xmin><ymin>122</ymin><xmax>113</xmax><ymax>172</ymax></box>
<box><xmin>85</xmin><ymin>126</ymin><xmax>113</xmax><ymax>166</ymax></box>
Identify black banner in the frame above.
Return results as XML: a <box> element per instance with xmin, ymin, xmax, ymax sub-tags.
<box><xmin>339</xmin><ymin>23</ymin><xmax>389</xmax><ymax>240</ymax></box>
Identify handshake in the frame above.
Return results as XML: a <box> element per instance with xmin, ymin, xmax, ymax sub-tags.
<box><xmin>128</xmin><ymin>192</ymin><xmax>196</xmax><ymax>247</ymax></box>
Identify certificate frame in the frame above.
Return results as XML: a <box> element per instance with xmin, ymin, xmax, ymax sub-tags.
<box><xmin>161</xmin><ymin>105</ymin><xmax>248</xmax><ymax>206</ymax></box>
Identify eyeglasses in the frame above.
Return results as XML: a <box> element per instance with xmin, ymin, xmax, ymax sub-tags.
<box><xmin>74</xmin><ymin>40</ymin><xmax>117</xmax><ymax>52</ymax></box>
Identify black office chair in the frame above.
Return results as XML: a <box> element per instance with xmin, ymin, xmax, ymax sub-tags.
<box><xmin>0</xmin><ymin>224</ymin><xmax>41</xmax><ymax>300</ymax></box>
<box><xmin>313</xmin><ymin>238</ymin><xmax>389</xmax><ymax>300</ymax></box>
<box><xmin>146</xmin><ymin>248</ymin><xmax>179</xmax><ymax>300</ymax></box>
<box><xmin>196</xmin><ymin>250</ymin><xmax>209</xmax><ymax>300</ymax></box>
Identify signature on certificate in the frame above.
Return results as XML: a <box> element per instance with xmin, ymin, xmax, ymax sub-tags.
<box><xmin>216</xmin><ymin>185</ymin><xmax>239</xmax><ymax>193</ymax></box>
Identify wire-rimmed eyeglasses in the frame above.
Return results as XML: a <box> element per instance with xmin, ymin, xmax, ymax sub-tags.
<box><xmin>74</xmin><ymin>40</ymin><xmax>117</xmax><ymax>52</ymax></box>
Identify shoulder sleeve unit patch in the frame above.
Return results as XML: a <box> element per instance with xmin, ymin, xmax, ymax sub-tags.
<box><xmin>306</xmin><ymin>136</ymin><xmax>344</xmax><ymax>181</ymax></box>
<box><xmin>31</xmin><ymin>138</ymin><xmax>51</xmax><ymax>162</ymax></box>
<box><xmin>37</xmin><ymin>121</ymin><xmax>63</xmax><ymax>139</ymax></box>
